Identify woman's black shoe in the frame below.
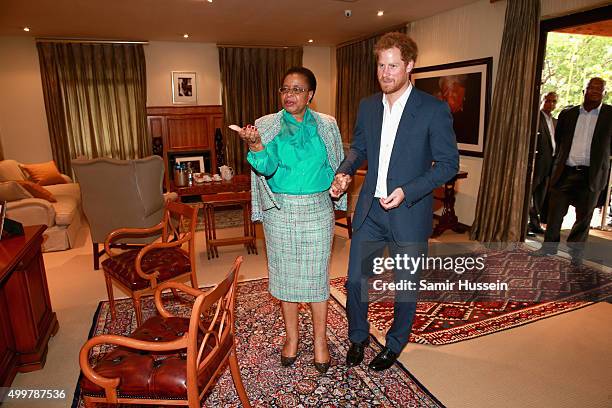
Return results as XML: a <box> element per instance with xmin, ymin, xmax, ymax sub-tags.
<box><xmin>280</xmin><ymin>354</ymin><xmax>297</xmax><ymax>367</ymax></box>
<box><xmin>314</xmin><ymin>359</ymin><xmax>331</xmax><ymax>373</ymax></box>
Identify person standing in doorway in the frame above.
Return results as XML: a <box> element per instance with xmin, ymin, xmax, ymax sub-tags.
<box><xmin>528</xmin><ymin>91</ymin><xmax>558</xmax><ymax>235</ymax></box>
<box><xmin>540</xmin><ymin>78</ymin><xmax>611</xmax><ymax>257</ymax></box>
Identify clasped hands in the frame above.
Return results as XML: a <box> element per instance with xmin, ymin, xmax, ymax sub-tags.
<box><xmin>330</xmin><ymin>173</ymin><xmax>352</xmax><ymax>198</ymax></box>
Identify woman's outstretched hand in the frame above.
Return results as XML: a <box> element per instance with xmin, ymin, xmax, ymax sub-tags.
<box><xmin>229</xmin><ymin>124</ymin><xmax>263</xmax><ymax>152</ymax></box>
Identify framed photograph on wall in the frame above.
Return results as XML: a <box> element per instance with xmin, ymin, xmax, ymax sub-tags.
<box><xmin>171</xmin><ymin>71</ymin><xmax>197</xmax><ymax>105</ymax></box>
<box><xmin>411</xmin><ymin>57</ymin><xmax>492</xmax><ymax>157</ymax></box>
<box><xmin>175</xmin><ymin>156</ymin><xmax>205</xmax><ymax>173</ymax></box>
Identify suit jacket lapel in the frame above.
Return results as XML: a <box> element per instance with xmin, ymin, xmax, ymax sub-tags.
<box><xmin>388</xmin><ymin>88</ymin><xmax>421</xmax><ymax>170</ymax></box>
<box><xmin>370</xmin><ymin>95</ymin><xmax>384</xmax><ymax>176</ymax></box>
<box><xmin>540</xmin><ymin>112</ymin><xmax>552</xmax><ymax>152</ymax></box>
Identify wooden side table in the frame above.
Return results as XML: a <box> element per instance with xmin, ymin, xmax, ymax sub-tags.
<box><xmin>432</xmin><ymin>171</ymin><xmax>469</xmax><ymax>237</ymax></box>
<box><xmin>201</xmin><ymin>191</ymin><xmax>257</xmax><ymax>259</ymax></box>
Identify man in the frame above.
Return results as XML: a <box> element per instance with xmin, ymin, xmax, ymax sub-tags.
<box><xmin>528</xmin><ymin>92</ymin><xmax>558</xmax><ymax>235</ymax></box>
<box><xmin>330</xmin><ymin>32</ymin><xmax>458</xmax><ymax>371</ymax></box>
<box><xmin>540</xmin><ymin>78</ymin><xmax>611</xmax><ymax>255</ymax></box>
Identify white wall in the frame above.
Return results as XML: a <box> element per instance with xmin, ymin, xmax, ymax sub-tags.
<box><xmin>0</xmin><ymin>37</ymin><xmax>53</xmax><ymax>163</ymax></box>
<box><xmin>145</xmin><ymin>41</ymin><xmax>222</xmax><ymax>106</ymax></box>
<box><xmin>303</xmin><ymin>46</ymin><xmax>333</xmax><ymax>116</ymax></box>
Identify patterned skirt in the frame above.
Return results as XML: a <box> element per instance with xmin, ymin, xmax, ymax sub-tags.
<box><xmin>262</xmin><ymin>191</ymin><xmax>334</xmax><ymax>303</ymax></box>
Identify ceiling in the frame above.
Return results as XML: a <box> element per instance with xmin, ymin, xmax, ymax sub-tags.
<box><xmin>0</xmin><ymin>0</ymin><xmax>480</xmax><ymax>46</ymax></box>
<box><xmin>555</xmin><ymin>19</ymin><xmax>612</xmax><ymax>37</ymax></box>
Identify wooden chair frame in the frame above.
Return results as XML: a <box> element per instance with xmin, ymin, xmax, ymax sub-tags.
<box><xmin>79</xmin><ymin>257</ymin><xmax>251</xmax><ymax>408</ymax></box>
<box><xmin>103</xmin><ymin>201</ymin><xmax>200</xmax><ymax>326</ymax></box>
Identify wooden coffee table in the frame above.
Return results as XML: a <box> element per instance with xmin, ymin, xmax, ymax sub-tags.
<box><xmin>201</xmin><ymin>190</ymin><xmax>257</xmax><ymax>259</ymax></box>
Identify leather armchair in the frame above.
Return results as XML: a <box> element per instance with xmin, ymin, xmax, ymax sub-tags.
<box><xmin>72</xmin><ymin>156</ymin><xmax>177</xmax><ymax>269</ymax></box>
<box><xmin>79</xmin><ymin>257</ymin><xmax>251</xmax><ymax>408</ymax></box>
<box><xmin>102</xmin><ymin>200</ymin><xmax>199</xmax><ymax>326</ymax></box>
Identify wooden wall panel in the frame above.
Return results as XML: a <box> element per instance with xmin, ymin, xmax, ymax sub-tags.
<box><xmin>167</xmin><ymin>117</ymin><xmax>209</xmax><ymax>150</ymax></box>
<box><xmin>148</xmin><ymin>117</ymin><xmax>164</xmax><ymax>139</ymax></box>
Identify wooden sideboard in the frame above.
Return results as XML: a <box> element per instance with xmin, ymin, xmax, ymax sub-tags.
<box><xmin>147</xmin><ymin>105</ymin><xmax>224</xmax><ymax>191</ymax></box>
<box><xmin>0</xmin><ymin>225</ymin><xmax>59</xmax><ymax>386</ymax></box>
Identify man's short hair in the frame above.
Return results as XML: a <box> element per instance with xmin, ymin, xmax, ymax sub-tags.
<box><xmin>542</xmin><ymin>91</ymin><xmax>558</xmax><ymax>102</ymax></box>
<box><xmin>373</xmin><ymin>32</ymin><xmax>418</xmax><ymax>64</ymax></box>
<box><xmin>585</xmin><ymin>77</ymin><xmax>606</xmax><ymax>90</ymax></box>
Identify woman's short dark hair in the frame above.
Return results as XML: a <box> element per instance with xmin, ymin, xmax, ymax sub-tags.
<box><xmin>283</xmin><ymin>66</ymin><xmax>317</xmax><ymax>102</ymax></box>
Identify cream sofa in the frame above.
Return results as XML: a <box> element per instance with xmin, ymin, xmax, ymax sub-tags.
<box><xmin>0</xmin><ymin>159</ymin><xmax>82</xmax><ymax>251</ymax></box>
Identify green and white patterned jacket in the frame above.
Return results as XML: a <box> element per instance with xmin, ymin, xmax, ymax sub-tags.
<box><xmin>250</xmin><ymin>109</ymin><xmax>347</xmax><ymax>222</ymax></box>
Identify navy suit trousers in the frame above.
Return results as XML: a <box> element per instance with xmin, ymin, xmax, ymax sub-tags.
<box><xmin>345</xmin><ymin>198</ymin><xmax>424</xmax><ymax>354</ymax></box>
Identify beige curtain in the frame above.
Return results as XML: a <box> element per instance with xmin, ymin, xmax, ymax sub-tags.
<box><xmin>37</xmin><ymin>42</ymin><xmax>149</xmax><ymax>174</ymax></box>
<box><xmin>470</xmin><ymin>0</ymin><xmax>541</xmax><ymax>242</ymax></box>
<box><xmin>218</xmin><ymin>46</ymin><xmax>302</xmax><ymax>174</ymax></box>
<box><xmin>336</xmin><ymin>26</ymin><xmax>407</xmax><ymax>143</ymax></box>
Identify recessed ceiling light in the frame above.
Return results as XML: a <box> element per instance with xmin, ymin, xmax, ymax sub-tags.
<box><xmin>183</xmin><ymin>33</ymin><xmax>189</xmax><ymax>38</ymax></box>
<box><xmin>377</xmin><ymin>10</ymin><xmax>384</xmax><ymax>17</ymax></box>
<box><xmin>207</xmin><ymin>0</ymin><xmax>212</xmax><ymax>2</ymax></box>
<box><xmin>308</xmin><ymin>39</ymin><xmax>314</xmax><ymax>43</ymax></box>
<box><xmin>23</xmin><ymin>27</ymin><xmax>30</xmax><ymax>32</ymax></box>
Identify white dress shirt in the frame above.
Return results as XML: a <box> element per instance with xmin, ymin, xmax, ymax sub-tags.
<box><xmin>542</xmin><ymin>111</ymin><xmax>556</xmax><ymax>155</ymax></box>
<box><xmin>375</xmin><ymin>84</ymin><xmax>413</xmax><ymax>198</ymax></box>
<box><xmin>566</xmin><ymin>103</ymin><xmax>602</xmax><ymax>167</ymax></box>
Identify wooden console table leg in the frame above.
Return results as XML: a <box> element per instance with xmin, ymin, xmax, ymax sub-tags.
<box><xmin>433</xmin><ymin>180</ymin><xmax>460</xmax><ymax>237</ymax></box>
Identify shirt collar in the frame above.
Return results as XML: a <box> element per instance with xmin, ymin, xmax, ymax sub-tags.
<box><xmin>382</xmin><ymin>82</ymin><xmax>412</xmax><ymax>110</ymax></box>
<box><xmin>580</xmin><ymin>102</ymin><xmax>602</xmax><ymax>115</ymax></box>
<box><xmin>282</xmin><ymin>106</ymin><xmax>313</xmax><ymax>125</ymax></box>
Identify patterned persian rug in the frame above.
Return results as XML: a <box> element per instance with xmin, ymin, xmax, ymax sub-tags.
<box><xmin>72</xmin><ymin>279</ymin><xmax>444</xmax><ymax>408</ymax></box>
<box><xmin>185</xmin><ymin>203</ymin><xmax>244</xmax><ymax>231</ymax></box>
<box><xmin>330</xmin><ymin>247</ymin><xmax>611</xmax><ymax>345</ymax></box>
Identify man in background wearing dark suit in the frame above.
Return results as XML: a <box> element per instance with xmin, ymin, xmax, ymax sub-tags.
<box><xmin>330</xmin><ymin>32</ymin><xmax>458</xmax><ymax>371</ymax></box>
<box><xmin>528</xmin><ymin>91</ymin><xmax>558</xmax><ymax>235</ymax></box>
<box><xmin>540</xmin><ymin>78</ymin><xmax>611</xmax><ymax>257</ymax></box>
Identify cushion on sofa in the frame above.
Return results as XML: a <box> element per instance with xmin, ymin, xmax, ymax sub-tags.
<box><xmin>17</xmin><ymin>181</ymin><xmax>57</xmax><ymax>202</ymax></box>
<box><xmin>20</xmin><ymin>161</ymin><xmax>66</xmax><ymax>186</ymax></box>
<box><xmin>52</xmin><ymin>195</ymin><xmax>79</xmax><ymax>226</ymax></box>
<box><xmin>44</xmin><ymin>182</ymin><xmax>81</xmax><ymax>201</ymax></box>
<box><xmin>0</xmin><ymin>181</ymin><xmax>33</xmax><ymax>201</ymax></box>
<box><xmin>0</xmin><ymin>160</ymin><xmax>26</xmax><ymax>182</ymax></box>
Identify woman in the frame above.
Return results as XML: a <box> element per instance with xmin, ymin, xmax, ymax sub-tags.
<box><xmin>237</xmin><ymin>67</ymin><xmax>346</xmax><ymax>373</ymax></box>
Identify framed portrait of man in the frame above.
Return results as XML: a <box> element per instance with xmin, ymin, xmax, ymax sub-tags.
<box><xmin>412</xmin><ymin>58</ymin><xmax>492</xmax><ymax>157</ymax></box>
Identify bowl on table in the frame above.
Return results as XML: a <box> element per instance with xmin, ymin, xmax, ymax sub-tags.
<box><xmin>194</xmin><ymin>173</ymin><xmax>212</xmax><ymax>183</ymax></box>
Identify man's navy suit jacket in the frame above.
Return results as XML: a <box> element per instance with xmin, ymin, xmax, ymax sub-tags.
<box><xmin>337</xmin><ymin>87</ymin><xmax>459</xmax><ymax>243</ymax></box>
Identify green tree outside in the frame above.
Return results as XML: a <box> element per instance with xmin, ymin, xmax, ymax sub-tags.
<box><xmin>541</xmin><ymin>32</ymin><xmax>611</xmax><ymax>117</ymax></box>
